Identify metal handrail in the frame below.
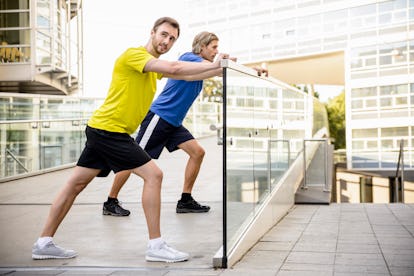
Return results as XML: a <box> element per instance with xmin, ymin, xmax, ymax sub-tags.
<box><xmin>0</xmin><ymin>118</ymin><xmax>87</xmax><ymax>125</ymax></box>
<box><xmin>394</xmin><ymin>140</ymin><xmax>405</xmax><ymax>203</ymax></box>
<box><xmin>302</xmin><ymin>138</ymin><xmax>330</xmax><ymax>191</ymax></box>
<box><xmin>5</xmin><ymin>149</ymin><xmax>29</xmax><ymax>173</ymax></box>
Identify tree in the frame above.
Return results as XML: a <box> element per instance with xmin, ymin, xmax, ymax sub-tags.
<box><xmin>202</xmin><ymin>77</ymin><xmax>223</xmax><ymax>102</ymax></box>
<box><xmin>325</xmin><ymin>91</ymin><xmax>345</xmax><ymax>149</ymax></box>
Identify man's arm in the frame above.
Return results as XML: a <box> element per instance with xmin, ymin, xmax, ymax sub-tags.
<box><xmin>144</xmin><ymin>54</ymin><xmax>228</xmax><ymax>80</ymax></box>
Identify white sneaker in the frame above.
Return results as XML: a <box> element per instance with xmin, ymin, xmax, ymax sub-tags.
<box><xmin>145</xmin><ymin>241</ymin><xmax>189</xmax><ymax>263</ymax></box>
<box><xmin>32</xmin><ymin>241</ymin><xmax>77</xmax><ymax>259</ymax></box>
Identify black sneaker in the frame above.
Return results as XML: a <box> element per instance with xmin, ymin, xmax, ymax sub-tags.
<box><xmin>103</xmin><ymin>199</ymin><xmax>130</xmax><ymax>216</ymax></box>
<box><xmin>176</xmin><ymin>198</ymin><xmax>210</xmax><ymax>213</ymax></box>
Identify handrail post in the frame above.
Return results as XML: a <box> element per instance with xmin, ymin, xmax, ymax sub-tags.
<box><xmin>394</xmin><ymin>139</ymin><xmax>405</xmax><ymax>203</ymax></box>
<box><xmin>302</xmin><ymin>139</ymin><xmax>307</xmax><ymax>190</ymax></box>
<box><xmin>324</xmin><ymin>139</ymin><xmax>330</xmax><ymax>192</ymax></box>
<box><xmin>267</xmin><ymin>139</ymin><xmax>271</xmax><ymax>192</ymax></box>
<box><xmin>395</xmin><ymin>175</ymin><xmax>399</xmax><ymax>202</ymax></box>
<box><xmin>401</xmin><ymin>140</ymin><xmax>405</xmax><ymax>203</ymax></box>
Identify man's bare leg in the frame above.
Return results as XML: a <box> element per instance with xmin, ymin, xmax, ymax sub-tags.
<box><xmin>41</xmin><ymin>166</ymin><xmax>100</xmax><ymax>237</ymax></box>
<box><xmin>103</xmin><ymin>170</ymin><xmax>132</xmax><ymax>216</ymax></box>
<box><xmin>132</xmin><ymin>160</ymin><xmax>189</xmax><ymax>262</ymax></box>
<box><xmin>132</xmin><ymin>160</ymin><xmax>163</xmax><ymax>239</ymax></box>
<box><xmin>32</xmin><ymin>166</ymin><xmax>100</xmax><ymax>260</ymax></box>
<box><xmin>109</xmin><ymin>170</ymin><xmax>131</xmax><ymax>198</ymax></box>
<box><xmin>176</xmin><ymin>139</ymin><xmax>209</xmax><ymax>213</ymax></box>
<box><xmin>178</xmin><ymin>139</ymin><xmax>205</xmax><ymax>193</ymax></box>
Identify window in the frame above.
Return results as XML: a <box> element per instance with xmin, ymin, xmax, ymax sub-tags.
<box><xmin>0</xmin><ymin>0</ymin><xmax>30</xmax><ymax>62</ymax></box>
<box><xmin>353</xmin><ymin>128</ymin><xmax>378</xmax><ymax>138</ymax></box>
<box><xmin>380</xmin><ymin>84</ymin><xmax>408</xmax><ymax>95</ymax></box>
<box><xmin>381</xmin><ymin>127</ymin><xmax>408</xmax><ymax>137</ymax></box>
<box><xmin>351</xmin><ymin>87</ymin><xmax>377</xmax><ymax>97</ymax></box>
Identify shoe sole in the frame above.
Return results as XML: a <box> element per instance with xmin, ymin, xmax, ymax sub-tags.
<box><xmin>32</xmin><ymin>253</ymin><xmax>77</xmax><ymax>259</ymax></box>
<box><xmin>146</xmin><ymin>256</ymin><xmax>189</xmax><ymax>263</ymax></box>
<box><xmin>176</xmin><ymin>208</ymin><xmax>210</xmax><ymax>213</ymax></box>
<box><xmin>102</xmin><ymin>209</ymin><xmax>130</xmax><ymax>216</ymax></box>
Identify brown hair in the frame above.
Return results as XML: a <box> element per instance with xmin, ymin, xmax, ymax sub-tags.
<box><xmin>152</xmin><ymin>17</ymin><xmax>180</xmax><ymax>38</ymax></box>
<box><xmin>192</xmin><ymin>32</ymin><xmax>219</xmax><ymax>54</ymax></box>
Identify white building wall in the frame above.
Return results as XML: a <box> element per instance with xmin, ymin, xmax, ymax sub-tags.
<box><xmin>185</xmin><ymin>0</ymin><xmax>414</xmax><ymax>171</ymax></box>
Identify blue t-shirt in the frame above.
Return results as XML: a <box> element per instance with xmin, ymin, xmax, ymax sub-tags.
<box><xmin>150</xmin><ymin>52</ymin><xmax>204</xmax><ymax>127</ymax></box>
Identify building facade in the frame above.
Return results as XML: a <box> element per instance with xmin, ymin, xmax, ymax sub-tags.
<box><xmin>0</xmin><ymin>0</ymin><xmax>86</xmax><ymax>178</ymax></box>
<box><xmin>184</xmin><ymin>0</ymin><xmax>413</xmax><ymax>174</ymax></box>
<box><xmin>0</xmin><ymin>0</ymin><xmax>83</xmax><ymax>95</ymax></box>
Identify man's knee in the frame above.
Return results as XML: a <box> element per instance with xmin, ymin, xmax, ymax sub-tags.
<box><xmin>150</xmin><ymin>166</ymin><xmax>163</xmax><ymax>183</ymax></box>
<box><xmin>194</xmin><ymin>146</ymin><xmax>205</xmax><ymax>160</ymax></box>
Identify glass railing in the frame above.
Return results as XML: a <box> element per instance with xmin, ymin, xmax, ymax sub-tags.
<box><xmin>220</xmin><ymin>60</ymin><xmax>329</xmax><ymax>267</ymax></box>
<box><xmin>0</xmin><ymin>93</ymin><xmax>221</xmax><ymax>180</ymax></box>
<box><xmin>0</xmin><ymin>118</ymin><xmax>87</xmax><ymax>178</ymax></box>
<box><xmin>184</xmin><ymin>100</ymin><xmax>221</xmax><ymax>138</ymax></box>
<box><xmin>0</xmin><ymin>94</ymin><xmax>102</xmax><ymax>180</ymax></box>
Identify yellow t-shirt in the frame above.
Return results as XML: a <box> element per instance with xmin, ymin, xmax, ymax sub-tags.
<box><xmin>88</xmin><ymin>46</ymin><xmax>162</xmax><ymax>134</ymax></box>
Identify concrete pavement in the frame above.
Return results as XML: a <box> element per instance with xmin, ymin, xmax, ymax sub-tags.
<box><xmin>1</xmin><ymin>136</ymin><xmax>414</xmax><ymax>275</ymax></box>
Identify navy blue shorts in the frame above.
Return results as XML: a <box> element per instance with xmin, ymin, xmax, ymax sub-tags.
<box><xmin>77</xmin><ymin>126</ymin><xmax>151</xmax><ymax>177</ymax></box>
<box><xmin>135</xmin><ymin>111</ymin><xmax>194</xmax><ymax>159</ymax></box>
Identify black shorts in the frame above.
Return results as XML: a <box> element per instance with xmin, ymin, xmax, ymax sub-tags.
<box><xmin>135</xmin><ymin>111</ymin><xmax>194</xmax><ymax>159</ymax></box>
<box><xmin>77</xmin><ymin>126</ymin><xmax>151</xmax><ymax>177</ymax></box>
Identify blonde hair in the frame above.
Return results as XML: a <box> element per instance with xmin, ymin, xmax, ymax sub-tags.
<box><xmin>192</xmin><ymin>32</ymin><xmax>219</xmax><ymax>54</ymax></box>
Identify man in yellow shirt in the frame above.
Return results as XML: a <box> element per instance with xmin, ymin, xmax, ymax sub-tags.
<box><xmin>31</xmin><ymin>16</ymin><xmax>227</xmax><ymax>263</ymax></box>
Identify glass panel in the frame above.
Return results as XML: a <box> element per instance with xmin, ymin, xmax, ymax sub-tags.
<box><xmin>366</xmin><ymin>99</ymin><xmax>377</xmax><ymax>108</ymax></box>
<box><xmin>254</xmin><ymin>87</ymin><xmax>271</xmax><ymax>205</ymax></box>
<box><xmin>225</xmin><ymin>70</ymin><xmax>255</xmax><ymax>252</ymax></box>
<box><xmin>380</xmin><ymin>84</ymin><xmax>408</xmax><ymax>95</ymax></box>
<box><xmin>36</xmin><ymin>31</ymin><xmax>51</xmax><ymax>50</ymax></box>
<box><xmin>381</xmin><ymin>139</ymin><xmax>394</xmax><ymax>149</ymax></box>
<box><xmin>304</xmin><ymin>140</ymin><xmax>326</xmax><ymax>187</ymax></box>
<box><xmin>351</xmin><ymin>99</ymin><xmax>363</xmax><ymax>109</ymax></box>
<box><xmin>367</xmin><ymin>140</ymin><xmax>378</xmax><ymax>149</ymax></box>
<box><xmin>37</xmin><ymin>0</ymin><xmax>50</xmax><ymax>27</ymax></box>
<box><xmin>352</xmin><ymin>140</ymin><xmax>364</xmax><ymax>150</ymax></box>
<box><xmin>380</xmin><ymin>97</ymin><xmax>392</xmax><ymax>107</ymax></box>
<box><xmin>381</xmin><ymin>127</ymin><xmax>408</xmax><ymax>137</ymax></box>
<box><xmin>313</xmin><ymin>98</ymin><xmax>328</xmax><ymax>136</ymax></box>
<box><xmin>350</xmin><ymin>3</ymin><xmax>376</xmax><ymax>17</ymax></box>
<box><xmin>395</xmin><ymin>96</ymin><xmax>408</xmax><ymax>105</ymax></box>
<box><xmin>0</xmin><ymin>12</ymin><xmax>29</xmax><ymax>28</ymax></box>
<box><xmin>0</xmin><ymin>95</ymin><xmax>105</xmax><ymax>178</ymax></box>
<box><xmin>0</xmin><ymin>120</ymin><xmax>86</xmax><ymax>177</ymax></box>
<box><xmin>269</xmin><ymin>140</ymin><xmax>290</xmax><ymax>189</ymax></box>
<box><xmin>40</xmin><ymin>120</ymin><xmax>83</xmax><ymax>167</ymax></box>
<box><xmin>379</xmin><ymin>13</ymin><xmax>392</xmax><ymax>25</ymax></box>
<box><xmin>353</xmin><ymin>128</ymin><xmax>378</xmax><ymax>138</ymax></box>
<box><xmin>379</xmin><ymin>55</ymin><xmax>392</xmax><ymax>65</ymax></box>
<box><xmin>223</xmin><ymin>65</ymin><xmax>329</xmax><ymax>260</ymax></box>
<box><xmin>2</xmin><ymin>97</ymin><xmax>38</xmax><ymax>120</ymax></box>
<box><xmin>0</xmin><ymin>0</ymin><xmax>29</xmax><ymax>9</ymax></box>
<box><xmin>0</xmin><ymin>29</ymin><xmax>31</xmax><ymax>44</ymax></box>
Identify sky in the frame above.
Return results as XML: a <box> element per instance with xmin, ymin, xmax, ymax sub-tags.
<box><xmin>82</xmin><ymin>0</ymin><xmax>190</xmax><ymax>98</ymax></box>
<box><xmin>81</xmin><ymin>0</ymin><xmax>343</xmax><ymax>102</ymax></box>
